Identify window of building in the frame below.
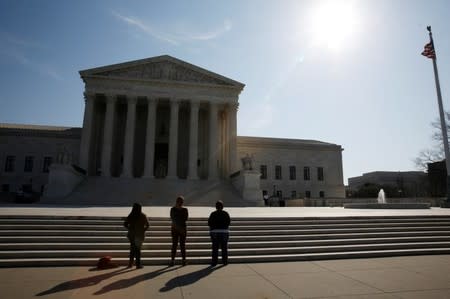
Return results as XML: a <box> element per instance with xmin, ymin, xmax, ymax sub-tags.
<box><xmin>305</xmin><ymin>190</ymin><xmax>311</xmax><ymax>198</ymax></box>
<box><xmin>260</xmin><ymin>165</ymin><xmax>267</xmax><ymax>179</ymax></box>
<box><xmin>275</xmin><ymin>165</ymin><xmax>282</xmax><ymax>180</ymax></box>
<box><xmin>303</xmin><ymin>166</ymin><xmax>310</xmax><ymax>180</ymax></box>
<box><xmin>289</xmin><ymin>166</ymin><xmax>296</xmax><ymax>180</ymax></box>
<box><xmin>319</xmin><ymin>191</ymin><xmax>325</xmax><ymax>198</ymax></box>
<box><xmin>317</xmin><ymin>167</ymin><xmax>324</xmax><ymax>181</ymax></box>
<box><xmin>24</xmin><ymin>156</ymin><xmax>34</xmax><ymax>172</ymax></box>
<box><xmin>291</xmin><ymin>190</ymin><xmax>297</xmax><ymax>198</ymax></box>
<box><xmin>43</xmin><ymin>156</ymin><xmax>53</xmax><ymax>173</ymax></box>
<box><xmin>276</xmin><ymin>190</ymin><xmax>282</xmax><ymax>198</ymax></box>
<box><xmin>2</xmin><ymin>184</ymin><xmax>9</xmax><ymax>192</ymax></box>
<box><xmin>4</xmin><ymin>156</ymin><xmax>15</xmax><ymax>172</ymax></box>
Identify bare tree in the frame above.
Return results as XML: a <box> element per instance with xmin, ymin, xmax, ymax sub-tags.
<box><xmin>414</xmin><ymin>111</ymin><xmax>450</xmax><ymax>171</ymax></box>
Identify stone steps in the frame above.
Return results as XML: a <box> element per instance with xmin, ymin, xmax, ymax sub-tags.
<box><xmin>1</xmin><ymin>215</ymin><xmax>450</xmax><ymax>267</ymax></box>
<box><xmin>43</xmin><ymin>177</ymin><xmax>255</xmax><ymax>207</ymax></box>
<box><xmin>3</xmin><ymin>231</ymin><xmax>450</xmax><ymax>242</ymax></box>
<box><xmin>0</xmin><ymin>223</ymin><xmax>450</xmax><ymax>235</ymax></box>
<box><xmin>3</xmin><ymin>242</ymin><xmax>450</xmax><ymax>258</ymax></box>
<box><xmin>3</xmin><ymin>236</ymin><xmax>450</xmax><ymax>250</ymax></box>
<box><xmin>3</xmin><ymin>227</ymin><xmax>450</xmax><ymax>237</ymax></box>
<box><xmin>2</xmin><ymin>249</ymin><xmax>450</xmax><ymax>267</ymax></box>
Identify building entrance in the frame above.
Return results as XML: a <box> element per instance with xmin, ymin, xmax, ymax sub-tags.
<box><xmin>154</xmin><ymin>143</ymin><xmax>168</xmax><ymax>178</ymax></box>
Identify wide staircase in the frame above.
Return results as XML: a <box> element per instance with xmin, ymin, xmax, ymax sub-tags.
<box><xmin>1</xmin><ymin>215</ymin><xmax>450</xmax><ymax>267</ymax></box>
<box><xmin>43</xmin><ymin>177</ymin><xmax>255</xmax><ymax>207</ymax></box>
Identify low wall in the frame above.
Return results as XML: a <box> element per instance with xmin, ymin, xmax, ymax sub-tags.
<box><xmin>284</xmin><ymin>197</ymin><xmax>444</xmax><ymax>207</ymax></box>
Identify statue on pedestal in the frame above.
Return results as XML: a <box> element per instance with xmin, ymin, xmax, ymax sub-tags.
<box><xmin>241</xmin><ymin>154</ymin><xmax>254</xmax><ymax>171</ymax></box>
<box><xmin>56</xmin><ymin>145</ymin><xmax>73</xmax><ymax>165</ymax></box>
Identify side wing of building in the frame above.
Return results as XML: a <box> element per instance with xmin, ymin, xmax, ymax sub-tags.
<box><xmin>237</xmin><ymin>136</ymin><xmax>345</xmax><ymax>199</ymax></box>
<box><xmin>0</xmin><ymin>124</ymin><xmax>81</xmax><ymax>194</ymax></box>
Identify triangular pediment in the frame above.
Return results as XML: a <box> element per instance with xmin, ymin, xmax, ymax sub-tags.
<box><xmin>80</xmin><ymin>55</ymin><xmax>244</xmax><ymax>89</ymax></box>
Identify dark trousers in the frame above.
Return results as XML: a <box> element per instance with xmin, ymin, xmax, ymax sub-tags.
<box><xmin>210</xmin><ymin>232</ymin><xmax>229</xmax><ymax>265</ymax></box>
<box><xmin>171</xmin><ymin>227</ymin><xmax>186</xmax><ymax>260</ymax></box>
<box><xmin>128</xmin><ymin>237</ymin><xmax>143</xmax><ymax>266</ymax></box>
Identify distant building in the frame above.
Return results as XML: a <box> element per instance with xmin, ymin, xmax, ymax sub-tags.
<box><xmin>348</xmin><ymin>171</ymin><xmax>428</xmax><ymax>198</ymax></box>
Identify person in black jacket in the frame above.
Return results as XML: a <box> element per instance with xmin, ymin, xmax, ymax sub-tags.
<box><xmin>123</xmin><ymin>203</ymin><xmax>149</xmax><ymax>269</ymax></box>
<box><xmin>170</xmin><ymin>196</ymin><xmax>188</xmax><ymax>266</ymax></box>
<box><xmin>208</xmin><ymin>200</ymin><xmax>230</xmax><ymax>266</ymax></box>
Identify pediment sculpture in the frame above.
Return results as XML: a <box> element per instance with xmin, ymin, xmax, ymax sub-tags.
<box><xmin>95</xmin><ymin>61</ymin><xmax>232</xmax><ymax>86</ymax></box>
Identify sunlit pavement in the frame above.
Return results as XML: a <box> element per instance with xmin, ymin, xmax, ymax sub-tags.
<box><xmin>1</xmin><ymin>255</ymin><xmax>450</xmax><ymax>298</ymax></box>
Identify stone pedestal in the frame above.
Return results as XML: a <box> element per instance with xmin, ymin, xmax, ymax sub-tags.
<box><xmin>44</xmin><ymin>164</ymin><xmax>85</xmax><ymax>199</ymax></box>
<box><xmin>231</xmin><ymin>170</ymin><xmax>263</xmax><ymax>205</ymax></box>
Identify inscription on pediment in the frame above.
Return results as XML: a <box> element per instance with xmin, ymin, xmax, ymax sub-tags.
<box><xmin>95</xmin><ymin>61</ymin><xmax>232</xmax><ymax>86</ymax></box>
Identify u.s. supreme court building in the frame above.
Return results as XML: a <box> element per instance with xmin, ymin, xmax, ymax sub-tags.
<box><xmin>0</xmin><ymin>55</ymin><xmax>345</xmax><ymax>206</ymax></box>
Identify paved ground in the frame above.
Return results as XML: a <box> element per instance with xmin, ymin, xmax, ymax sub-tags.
<box><xmin>2</xmin><ymin>205</ymin><xmax>450</xmax><ymax>218</ymax></box>
<box><xmin>1</xmin><ymin>255</ymin><xmax>450</xmax><ymax>298</ymax></box>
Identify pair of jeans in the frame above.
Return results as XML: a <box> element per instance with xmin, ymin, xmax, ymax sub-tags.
<box><xmin>128</xmin><ymin>237</ymin><xmax>143</xmax><ymax>266</ymax></box>
<box><xmin>210</xmin><ymin>231</ymin><xmax>229</xmax><ymax>265</ymax></box>
<box><xmin>171</xmin><ymin>227</ymin><xmax>186</xmax><ymax>261</ymax></box>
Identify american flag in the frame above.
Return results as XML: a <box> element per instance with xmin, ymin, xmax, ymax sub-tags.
<box><xmin>422</xmin><ymin>42</ymin><xmax>436</xmax><ymax>59</ymax></box>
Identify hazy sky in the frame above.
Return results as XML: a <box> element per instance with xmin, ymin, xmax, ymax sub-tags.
<box><xmin>1</xmin><ymin>0</ymin><xmax>449</xmax><ymax>183</ymax></box>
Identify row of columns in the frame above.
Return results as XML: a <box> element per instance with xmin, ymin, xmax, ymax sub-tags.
<box><xmin>79</xmin><ymin>93</ymin><xmax>238</xmax><ymax>180</ymax></box>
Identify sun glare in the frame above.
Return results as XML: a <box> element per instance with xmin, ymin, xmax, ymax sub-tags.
<box><xmin>310</xmin><ymin>1</ymin><xmax>359</xmax><ymax>50</ymax></box>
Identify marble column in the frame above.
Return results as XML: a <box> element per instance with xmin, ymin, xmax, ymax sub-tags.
<box><xmin>101</xmin><ymin>94</ymin><xmax>116</xmax><ymax>177</ymax></box>
<box><xmin>187</xmin><ymin>100</ymin><xmax>200</xmax><ymax>180</ymax></box>
<box><xmin>143</xmin><ymin>97</ymin><xmax>158</xmax><ymax>178</ymax></box>
<box><xmin>167</xmin><ymin>99</ymin><xmax>179</xmax><ymax>178</ymax></box>
<box><xmin>208</xmin><ymin>102</ymin><xmax>219</xmax><ymax>179</ymax></box>
<box><xmin>79</xmin><ymin>92</ymin><xmax>95</xmax><ymax>173</ymax></box>
<box><xmin>220</xmin><ymin>109</ymin><xmax>228</xmax><ymax>178</ymax></box>
<box><xmin>121</xmin><ymin>96</ymin><xmax>137</xmax><ymax>177</ymax></box>
<box><xmin>228</xmin><ymin>102</ymin><xmax>238</xmax><ymax>175</ymax></box>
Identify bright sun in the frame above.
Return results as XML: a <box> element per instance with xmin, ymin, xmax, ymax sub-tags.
<box><xmin>310</xmin><ymin>1</ymin><xmax>359</xmax><ymax>50</ymax></box>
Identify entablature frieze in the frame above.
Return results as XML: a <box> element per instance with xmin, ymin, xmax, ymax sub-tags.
<box><xmin>83</xmin><ymin>89</ymin><xmax>238</xmax><ymax>107</ymax></box>
<box><xmin>83</xmin><ymin>77</ymin><xmax>242</xmax><ymax>98</ymax></box>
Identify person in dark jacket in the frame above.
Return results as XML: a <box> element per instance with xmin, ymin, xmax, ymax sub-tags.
<box><xmin>170</xmin><ymin>196</ymin><xmax>188</xmax><ymax>266</ymax></box>
<box><xmin>123</xmin><ymin>203</ymin><xmax>149</xmax><ymax>269</ymax></box>
<box><xmin>208</xmin><ymin>200</ymin><xmax>230</xmax><ymax>266</ymax></box>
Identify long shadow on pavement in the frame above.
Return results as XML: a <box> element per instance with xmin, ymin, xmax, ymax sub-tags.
<box><xmin>93</xmin><ymin>266</ymin><xmax>178</xmax><ymax>295</ymax></box>
<box><xmin>160</xmin><ymin>265</ymin><xmax>225</xmax><ymax>292</ymax></box>
<box><xmin>36</xmin><ymin>267</ymin><xmax>134</xmax><ymax>296</ymax></box>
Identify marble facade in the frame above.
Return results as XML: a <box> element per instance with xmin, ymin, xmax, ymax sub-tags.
<box><xmin>78</xmin><ymin>55</ymin><xmax>243</xmax><ymax>180</ymax></box>
<box><xmin>0</xmin><ymin>55</ymin><xmax>346</xmax><ymax>203</ymax></box>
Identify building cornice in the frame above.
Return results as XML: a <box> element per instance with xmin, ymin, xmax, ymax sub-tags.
<box><xmin>237</xmin><ymin>136</ymin><xmax>343</xmax><ymax>151</ymax></box>
<box><xmin>0</xmin><ymin>123</ymin><xmax>81</xmax><ymax>139</ymax></box>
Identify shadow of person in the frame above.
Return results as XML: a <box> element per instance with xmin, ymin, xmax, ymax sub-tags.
<box><xmin>94</xmin><ymin>265</ymin><xmax>177</xmax><ymax>295</ymax></box>
<box><xmin>160</xmin><ymin>265</ymin><xmax>224</xmax><ymax>292</ymax></box>
<box><xmin>36</xmin><ymin>267</ymin><xmax>134</xmax><ymax>296</ymax></box>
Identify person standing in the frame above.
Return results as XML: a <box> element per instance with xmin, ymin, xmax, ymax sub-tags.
<box><xmin>170</xmin><ymin>196</ymin><xmax>188</xmax><ymax>266</ymax></box>
<box><xmin>208</xmin><ymin>200</ymin><xmax>231</xmax><ymax>266</ymax></box>
<box><xmin>123</xmin><ymin>203</ymin><xmax>149</xmax><ymax>269</ymax></box>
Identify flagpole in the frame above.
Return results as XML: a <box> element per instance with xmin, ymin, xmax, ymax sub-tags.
<box><xmin>427</xmin><ymin>26</ymin><xmax>450</xmax><ymax>205</ymax></box>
